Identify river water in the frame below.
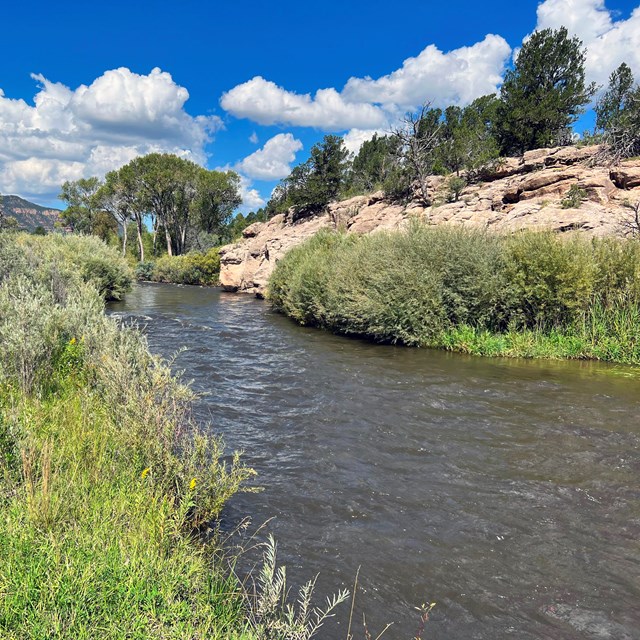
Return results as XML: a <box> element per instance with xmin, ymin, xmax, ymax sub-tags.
<box><xmin>109</xmin><ymin>283</ymin><xmax>640</xmax><ymax>640</ymax></box>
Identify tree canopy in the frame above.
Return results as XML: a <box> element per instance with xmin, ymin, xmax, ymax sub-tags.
<box><xmin>496</xmin><ymin>27</ymin><xmax>596</xmax><ymax>154</ymax></box>
<box><xmin>60</xmin><ymin>154</ymin><xmax>241</xmax><ymax>261</ymax></box>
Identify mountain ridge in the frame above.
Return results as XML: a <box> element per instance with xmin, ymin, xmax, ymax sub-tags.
<box><xmin>0</xmin><ymin>195</ymin><xmax>62</xmax><ymax>232</ymax></box>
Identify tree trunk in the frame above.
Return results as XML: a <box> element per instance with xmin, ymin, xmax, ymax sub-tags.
<box><xmin>152</xmin><ymin>216</ymin><xmax>158</xmax><ymax>256</ymax></box>
<box><xmin>136</xmin><ymin>216</ymin><xmax>145</xmax><ymax>263</ymax></box>
<box><xmin>121</xmin><ymin>221</ymin><xmax>128</xmax><ymax>257</ymax></box>
<box><xmin>165</xmin><ymin>227</ymin><xmax>173</xmax><ymax>256</ymax></box>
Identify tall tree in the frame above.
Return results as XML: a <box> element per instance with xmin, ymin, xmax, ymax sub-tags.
<box><xmin>392</xmin><ymin>104</ymin><xmax>444</xmax><ymax>204</ymax></box>
<box><xmin>349</xmin><ymin>134</ymin><xmax>402</xmax><ymax>193</ymax></box>
<box><xmin>58</xmin><ymin>177</ymin><xmax>103</xmax><ymax>233</ymax></box>
<box><xmin>191</xmin><ymin>170</ymin><xmax>242</xmax><ymax>234</ymax></box>
<box><xmin>596</xmin><ymin>63</ymin><xmax>635</xmax><ymax>132</ymax></box>
<box><xmin>597</xmin><ymin>63</ymin><xmax>640</xmax><ymax>161</ymax></box>
<box><xmin>496</xmin><ymin>27</ymin><xmax>596</xmax><ymax>155</ymax></box>
<box><xmin>96</xmin><ymin>173</ymin><xmax>133</xmax><ymax>257</ymax></box>
<box><xmin>267</xmin><ymin>135</ymin><xmax>350</xmax><ymax>215</ymax></box>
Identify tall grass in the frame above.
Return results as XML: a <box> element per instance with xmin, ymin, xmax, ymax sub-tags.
<box><xmin>0</xmin><ymin>233</ymin><xmax>256</xmax><ymax>638</ymax></box>
<box><xmin>268</xmin><ymin>224</ymin><xmax>640</xmax><ymax>364</ymax></box>
<box><xmin>0</xmin><ymin>232</ymin><xmax>352</xmax><ymax>639</ymax></box>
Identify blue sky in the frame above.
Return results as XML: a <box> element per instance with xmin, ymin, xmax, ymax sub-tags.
<box><xmin>1</xmin><ymin>0</ymin><xmax>639</xmax><ymax>209</ymax></box>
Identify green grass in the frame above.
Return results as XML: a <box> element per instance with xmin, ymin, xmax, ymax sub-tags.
<box><xmin>0</xmin><ymin>232</ymin><xmax>352</xmax><ymax>639</ymax></box>
<box><xmin>268</xmin><ymin>225</ymin><xmax>640</xmax><ymax>365</ymax></box>
<box><xmin>0</xmin><ymin>233</ymin><xmax>257</xmax><ymax>638</ymax></box>
<box><xmin>0</xmin><ymin>387</ymin><xmax>251</xmax><ymax>640</ymax></box>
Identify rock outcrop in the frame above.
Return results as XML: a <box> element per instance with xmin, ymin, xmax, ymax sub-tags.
<box><xmin>0</xmin><ymin>195</ymin><xmax>62</xmax><ymax>232</ymax></box>
<box><xmin>220</xmin><ymin>146</ymin><xmax>640</xmax><ymax>296</ymax></box>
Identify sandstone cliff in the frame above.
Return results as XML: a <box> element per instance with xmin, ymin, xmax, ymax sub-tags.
<box><xmin>220</xmin><ymin>146</ymin><xmax>640</xmax><ymax>297</ymax></box>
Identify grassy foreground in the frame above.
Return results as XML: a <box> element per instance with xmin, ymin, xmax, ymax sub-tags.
<box><xmin>268</xmin><ymin>224</ymin><xmax>640</xmax><ymax>365</ymax></box>
<box><xmin>0</xmin><ymin>234</ymin><xmax>258</xmax><ymax>638</ymax></box>
<box><xmin>0</xmin><ymin>232</ymin><xmax>350</xmax><ymax>639</ymax></box>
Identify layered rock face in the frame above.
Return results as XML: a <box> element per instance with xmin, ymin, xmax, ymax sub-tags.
<box><xmin>0</xmin><ymin>195</ymin><xmax>62</xmax><ymax>232</ymax></box>
<box><xmin>219</xmin><ymin>146</ymin><xmax>640</xmax><ymax>296</ymax></box>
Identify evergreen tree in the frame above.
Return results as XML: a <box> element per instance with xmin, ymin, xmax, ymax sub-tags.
<box><xmin>595</xmin><ymin>62</ymin><xmax>635</xmax><ymax>132</ymax></box>
<box><xmin>496</xmin><ymin>27</ymin><xmax>596</xmax><ymax>155</ymax></box>
<box><xmin>349</xmin><ymin>134</ymin><xmax>401</xmax><ymax>193</ymax></box>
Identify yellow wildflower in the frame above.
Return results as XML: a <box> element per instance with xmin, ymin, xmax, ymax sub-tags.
<box><xmin>141</xmin><ymin>467</ymin><xmax>151</xmax><ymax>479</ymax></box>
<box><xmin>189</xmin><ymin>478</ymin><xmax>197</xmax><ymax>491</ymax></box>
<box><xmin>69</xmin><ymin>337</ymin><xmax>76</xmax><ymax>345</ymax></box>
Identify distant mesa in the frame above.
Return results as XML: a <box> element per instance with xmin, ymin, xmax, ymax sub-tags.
<box><xmin>0</xmin><ymin>195</ymin><xmax>62</xmax><ymax>232</ymax></box>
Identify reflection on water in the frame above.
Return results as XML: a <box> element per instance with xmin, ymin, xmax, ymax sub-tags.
<box><xmin>110</xmin><ymin>283</ymin><xmax>640</xmax><ymax>640</ymax></box>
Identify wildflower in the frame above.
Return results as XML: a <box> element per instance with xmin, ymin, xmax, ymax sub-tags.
<box><xmin>69</xmin><ymin>337</ymin><xmax>76</xmax><ymax>345</ymax></box>
<box><xmin>141</xmin><ymin>467</ymin><xmax>150</xmax><ymax>479</ymax></box>
<box><xmin>189</xmin><ymin>477</ymin><xmax>197</xmax><ymax>491</ymax></box>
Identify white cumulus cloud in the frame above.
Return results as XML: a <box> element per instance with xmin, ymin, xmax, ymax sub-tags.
<box><xmin>535</xmin><ymin>0</ymin><xmax>640</xmax><ymax>87</ymax></box>
<box><xmin>342</xmin><ymin>129</ymin><xmax>386</xmax><ymax>154</ymax></box>
<box><xmin>342</xmin><ymin>34</ymin><xmax>511</xmax><ymax>111</ymax></box>
<box><xmin>238</xmin><ymin>175</ymin><xmax>266</xmax><ymax>210</ymax></box>
<box><xmin>236</xmin><ymin>133</ymin><xmax>303</xmax><ymax>181</ymax></box>
<box><xmin>220</xmin><ymin>35</ymin><xmax>511</xmax><ymax>131</ymax></box>
<box><xmin>0</xmin><ymin>68</ymin><xmax>220</xmax><ymax>202</ymax></box>
<box><xmin>220</xmin><ymin>76</ymin><xmax>388</xmax><ymax>130</ymax></box>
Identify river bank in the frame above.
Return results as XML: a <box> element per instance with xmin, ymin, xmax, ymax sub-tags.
<box><xmin>268</xmin><ymin>225</ymin><xmax>640</xmax><ymax>365</ymax></box>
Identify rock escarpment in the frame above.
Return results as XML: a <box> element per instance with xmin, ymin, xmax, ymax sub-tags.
<box><xmin>0</xmin><ymin>195</ymin><xmax>62</xmax><ymax>232</ymax></box>
<box><xmin>220</xmin><ymin>146</ymin><xmax>640</xmax><ymax>297</ymax></box>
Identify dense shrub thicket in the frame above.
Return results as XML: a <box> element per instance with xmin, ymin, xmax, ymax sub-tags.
<box><xmin>269</xmin><ymin>225</ymin><xmax>640</xmax><ymax>363</ymax></box>
<box><xmin>4</xmin><ymin>233</ymin><xmax>133</xmax><ymax>301</ymax></box>
<box><xmin>136</xmin><ymin>247</ymin><xmax>221</xmax><ymax>286</ymax></box>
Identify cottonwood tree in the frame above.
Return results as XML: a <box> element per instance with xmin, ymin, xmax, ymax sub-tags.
<box><xmin>95</xmin><ymin>173</ymin><xmax>132</xmax><ymax>257</ymax></box>
<box><xmin>106</xmin><ymin>154</ymin><xmax>242</xmax><ymax>258</ymax></box>
<box><xmin>58</xmin><ymin>177</ymin><xmax>102</xmax><ymax>233</ymax></box>
<box><xmin>496</xmin><ymin>27</ymin><xmax>596</xmax><ymax>155</ymax></box>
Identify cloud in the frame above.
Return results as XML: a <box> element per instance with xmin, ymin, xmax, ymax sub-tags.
<box><xmin>236</xmin><ymin>133</ymin><xmax>303</xmax><ymax>180</ymax></box>
<box><xmin>220</xmin><ymin>35</ymin><xmax>511</xmax><ymax>131</ymax></box>
<box><xmin>535</xmin><ymin>0</ymin><xmax>640</xmax><ymax>87</ymax></box>
<box><xmin>220</xmin><ymin>76</ymin><xmax>388</xmax><ymax>130</ymax></box>
<box><xmin>342</xmin><ymin>34</ymin><xmax>511</xmax><ymax>111</ymax></box>
<box><xmin>238</xmin><ymin>175</ymin><xmax>266</xmax><ymax>210</ymax></box>
<box><xmin>0</xmin><ymin>68</ymin><xmax>220</xmax><ymax>201</ymax></box>
<box><xmin>342</xmin><ymin>128</ymin><xmax>386</xmax><ymax>154</ymax></box>
<box><xmin>249</xmin><ymin>131</ymin><xmax>259</xmax><ymax>144</ymax></box>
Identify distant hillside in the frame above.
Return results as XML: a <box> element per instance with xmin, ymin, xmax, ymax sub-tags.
<box><xmin>0</xmin><ymin>195</ymin><xmax>62</xmax><ymax>232</ymax></box>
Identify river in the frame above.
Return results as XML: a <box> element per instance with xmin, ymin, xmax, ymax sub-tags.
<box><xmin>109</xmin><ymin>282</ymin><xmax>640</xmax><ymax>640</ymax></box>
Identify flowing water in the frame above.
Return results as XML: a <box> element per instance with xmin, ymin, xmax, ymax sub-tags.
<box><xmin>109</xmin><ymin>283</ymin><xmax>640</xmax><ymax>640</ymax></box>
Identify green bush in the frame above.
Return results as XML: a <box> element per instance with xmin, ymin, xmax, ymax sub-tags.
<box><xmin>135</xmin><ymin>260</ymin><xmax>155</xmax><ymax>281</ymax></box>
<box><xmin>560</xmin><ymin>184</ymin><xmax>588</xmax><ymax>209</ymax></box>
<box><xmin>269</xmin><ymin>224</ymin><xmax>640</xmax><ymax>363</ymax></box>
<box><xmin>270</xmin><ymin>225</ymin><xmax>505</xmax><ymax>345</ymax></box>
<box><xmin>8</xmin><ymin>232</ymin><xmax>133</xmax><ymax>300</ymax></box>
<box><xmin>0</xmin><ymin>232</ymin><xmax>260</xmax><ymax>637</ymax></box>
<box><xmin>146</xmin><ymin>248</ymin><xmax>221</xmax><ymax>285</ymax></box>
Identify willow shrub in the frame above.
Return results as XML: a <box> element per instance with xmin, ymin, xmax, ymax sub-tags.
<box><xmin>141</xmin><ymin>247</ymin><xmax>222</xmax><ymax>286</ymax></box>
<box><xmin>268</xmin><ymin>224</ymin><xmax>640</xmax><ymax>362</ymax></box>
<box><xmin>270</xmin><ymin>224</ymin><xmax>506</xmax><ymax>345</ymax></box>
